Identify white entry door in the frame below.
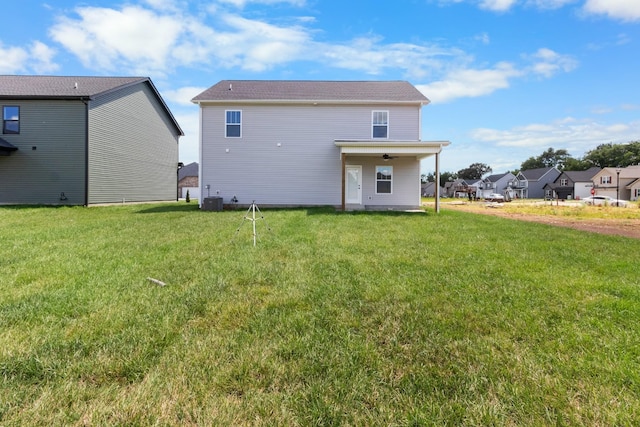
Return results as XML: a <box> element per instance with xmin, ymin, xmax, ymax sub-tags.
<box><xmin>346</xmin><ymin>165</ymin><xmax>362</xmax><ymax>204</ymax></box>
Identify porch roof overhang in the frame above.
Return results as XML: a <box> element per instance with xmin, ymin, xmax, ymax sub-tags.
<box><xmin>0</xmin><ymin>137</ymin><xmax>18</xmax><ymax>156</ymax></box>
<box><xmin>335</xmin><ymin>139</ymin><xmax>450</xmax><ymax>160</ymax></box>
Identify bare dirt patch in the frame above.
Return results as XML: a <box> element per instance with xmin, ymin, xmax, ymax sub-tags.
<box><xmin>438</xmin><ymin>201</ymin><xmax>640</xmax><ymax>240</ymax></box>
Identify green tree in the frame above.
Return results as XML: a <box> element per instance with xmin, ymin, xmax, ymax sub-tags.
<box><xmin>521</xmin><ymin>147</ymin><xmax>571</xmax><ymax>170</ymax></box>
<box><xmin>457</xmin><ymin>163</ymin><xmax>492</xmax><ymax>180</ymax></box>
<box><xmin>582</xmin><ymin>141</ymin><xmax>640</xmax><ymax>168</ymax></box>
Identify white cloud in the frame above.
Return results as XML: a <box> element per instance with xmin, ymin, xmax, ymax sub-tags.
<box><xmin>50</xmin><ymin>6</ymin><xmax>184</xmax><ymax>75</ymax></box>
<box><xmin>0</xmin><ymin>41</ymin><xmax>58</xmax><ymax>74</ymax></box>
<box><xmin>417</xmin><ymin>62</ymin><xmax>522</xmax><ymax>103</ymax></box>
<box><xmin>162</xmin><ymin>86</ymin><xmax>208</xmax><ymax>106</ymax></box>
<box><xmin>217</xmin><ymin>0</ymin><xmax>306</xmax><ymax>7</ymax></box>
<box><xmin>470</xmin><ymin>118</ymin><xmax>640</xmax><ymax>155</ymax></box>
<box><xmin>526</xmin><ymin>48</ymin><xmax>578</xmax><ymax>77</ymax></box>
<box><xmin>479</xmin><ymin>0</ymin><xmax>517</xmax><ymax>12</ymax></box>
<box><xmin>583</xmin><ymin>0</ymin><xmax>640</xmax><ymax>22</ymax></box>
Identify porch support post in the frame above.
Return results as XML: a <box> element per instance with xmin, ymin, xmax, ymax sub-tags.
<box><xmin>341</xmin><ymin>153</ymin><xmax>346</xmax><ymax>211</ymax></box>
<box><xmin>435</xmin><ymin>150</ymin><xmax>441</xmax><ymax>213</ymax></box>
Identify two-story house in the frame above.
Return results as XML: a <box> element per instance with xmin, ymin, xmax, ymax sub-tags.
<box><xmin>593</xmin><ymin>165</ymin><xmax>640</xmax><ymax>200</ymax></box>
<box><xmin>480</xmin><ymin>172</ymin><xmax>516</xmax><ymax>199</ymax></box>
<box><xmin>511</xmin><ymin>167</ymin><xmax>561</xmax><ymax>199</ymax></box>
<box><xmin>543</xmin><ymin>167</ymin><xmax>601</xmax><ymax>200</ymax></box>
<box><xmin>0</xmin><ymin>76</ymin><xmax>183</xmax><ymax>205</ymax></box>
<box><xmin>192</xmin><ymin>80</ymin><xmax>450</xmax><ymax>211</ymax></box>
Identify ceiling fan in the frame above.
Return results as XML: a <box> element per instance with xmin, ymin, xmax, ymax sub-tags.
<box><xmin>382</xmin><ymin>153</ymin><xmax>396</xmax><ymax>161</ymax></box>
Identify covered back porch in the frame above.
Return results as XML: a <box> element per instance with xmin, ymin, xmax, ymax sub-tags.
<box><xmin>335</xmin><ymin>139</ymin><xmax>450</xmax><ymax>212</ymax></box>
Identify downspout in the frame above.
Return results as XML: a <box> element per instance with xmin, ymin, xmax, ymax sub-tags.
<box><xmin>341</xmin><ymin>153</ymin><xmax>346</xmax><ymax>211</ymax></box>
<box><xmin>435</xmin><ymin>149</ymin><xmax>441</xmax><ymax>214</ymax></box>
<box><xmin>83</xmin><ymin>98</ymin><xmax>90</xmax><ymax>206</ymax></box>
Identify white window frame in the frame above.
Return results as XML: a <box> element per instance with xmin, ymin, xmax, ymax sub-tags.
<box><xmin>560</xmin><ymin>178</ymin><xmax>568</xmax><ymax>186</ymax></box>
<box><xmin>601</xmin><ymin>176</ymin><xmax>612</xmax><ymax>184</ymax></box>
<box><xmin>225</xmin><ymin>110</ymin><xmax>242</xmax><ymax>138</ymax></box>
<box><xmin>3</xmin><ymin>105</ymin><xmax>19</xmax><ymax>134</ymax></box>
<box><xmin>375</xmin><ymin>165</ymin><xmax>393</xmax><ymax>194</ymax></box>
<box><xmin>372</xmin><ymin>110</ymin><xmax>389</xmax><ymax>139</ymax></box>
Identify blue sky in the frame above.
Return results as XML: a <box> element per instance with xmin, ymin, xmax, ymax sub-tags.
<box><xmin>2</xmin><ymin>0</ymin><xmax>639</xmax><ymax>174</ymax></box>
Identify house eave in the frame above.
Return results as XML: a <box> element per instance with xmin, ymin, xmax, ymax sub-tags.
<box><xmin>335</xmin><ymin>139</ymin><xmax>450</xmax><ymax>159</ymax></box>
<box><xmin>192</xmin><ymin>99</ymin><xmax>428</xmax><ymax>107</ymax></box>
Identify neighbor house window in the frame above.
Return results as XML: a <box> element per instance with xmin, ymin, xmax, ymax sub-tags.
<box><xmin>226</xmin><ymin>110</ymin><xmax>241</xmax><ymax>138</ymax></box>
<box><xmin>3</xmin><ymin>106</ymin><xmax>19</xmax><ymax>134</ymax></box>
<box><xmin>372</xmin><ymin>111</ymin><xmax>388</xmax><ymax>139</ymax></box>
<box><xmin>376</xmin><ymin>166</ymin><xmax>392</xmax><ymax>194</ymax></box>
<box><xmin>560</xmin><ymin>178</ymin><xmax>568</xmax><ymax>186</ymax></box>
<box><xmin>601</xmin><ymin>176</ymin><xmax>612</xmax><ymax>184</ymax></box>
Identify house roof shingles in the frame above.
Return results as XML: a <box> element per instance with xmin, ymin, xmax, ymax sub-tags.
<box><xmin>0</xmin><ymin>76</ymin><xmax>147</xmax><ymax>99</ymax></box>
<box><xmin>192</xmin><ymin>80</ymin><xmax>430</xmax><ymax>104</ymax></box>
<box><xmin>0</xmin><ymin>75</ymin><xmax>184</xmax><ymax>136</ymax></box>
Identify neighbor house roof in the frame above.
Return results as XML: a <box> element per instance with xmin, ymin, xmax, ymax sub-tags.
<box><xmin>178</xmin><ymin>162</ymin><xmax>198</xmax><ymax>181</ymax></box>
<box><xmin>0</xmin><ymin>75</ymin><xmax>183</xmax><ymax>135</ymax></box>
<box><xmin>561</xmin><ymin>167</ymin><xmax>601</xmax><ymax>182</ymax></box>
<box><xmin>192</xmin><ymin>80</ymin><xmax>430</xmax><ymax>104</ymax></box>
<box><xmin>518</xmin><ymin>167</ymin><xmax>558</xmax><ymax>181</ymax></box>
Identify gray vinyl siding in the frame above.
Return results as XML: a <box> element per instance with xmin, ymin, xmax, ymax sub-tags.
<box><xmin>200</xmin><ymin>103</ymin><xmax>422</xmax><ymax>207</ymax></box>
<box><xmin>87</xmin><ymin>82</ymin><xmax>179</xmax><ymax>204</ymax></box>
<box><xmin>0</xmin><ymin>100</ymin><xmax>86</xmax><ymax>205</ymax></box>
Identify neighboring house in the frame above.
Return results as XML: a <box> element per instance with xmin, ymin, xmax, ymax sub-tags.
<box><xmin>543</xmin><ymin>167</ymin><xmax>601</xmax><ymax>200</ymax></box>
<box><xmin>480</xmin><ymin>172</ymin><xmax>516</xmax><ymax>199</ymax></box>
<box><xmin>592</xmin><ymin>165</ymin><xmax>640</xmax><ymax>200</ymax></box>
<box><xmin>192</xmin><ymin>80</ymin><xmax>450</xmax><ymax>210</ymax></box>
<box><xmin>627</xmin><ymin>178</ymin><xmax>640</xmax><ymax>201</ymax></box>
<box><xmin>511</xmin><ymin>167</ymin><xmax>561</xmax><ymax>199</ymax></box>
<box><xmin>421</xmin><ymin>181</ymin><xmax>441</xmax><ymax>197</ymax></box>
<box><xmin>178</xmin><ymin>161</ymin><xmax>199</xmax><ymax>200</ymax></box>
<box><xmin>0</xmin><ymin>76</ymin><xmax>183</xmax><ymax>205</ymax></box>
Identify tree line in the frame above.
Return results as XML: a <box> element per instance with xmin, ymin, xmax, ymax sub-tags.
<box><xmin>422</xmin><ymin>141</ymin><xmax>640</xmax><ymax>187</ymax></box>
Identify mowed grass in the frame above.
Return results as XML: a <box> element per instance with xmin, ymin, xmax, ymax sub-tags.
<box><xmin>1</xmin><ymin>203</ymin><xmax>639</xmax><ymax>426</ymax></box>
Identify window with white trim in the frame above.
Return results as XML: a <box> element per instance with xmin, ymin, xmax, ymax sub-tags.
<box><xmin>3</xmin><ymin>106</ymin><xmax>19</xmax><ymax>134</ymax></box>
<box><xmin>226</xmin><ymin>110</ymin><xmax>241</xmax><ymax>138</ymax></box>
<box><xmin>372</xmin><ymin>110</ymin><xmax>388</xmax><ymax>139</ymax></box>
<box><xmin>601</xmin><ymin>175</ymin><xmax>612</xmax><ymax>184</ymax></box>
<box><xmin>376</xmin><ymin>166</ymin><xmax>392</xmax><ymax>194</ymax></box>
<box><xmin>560</xmin><ymin>178</ymin><xmax>568</xmax><ymax>186</ymax></box>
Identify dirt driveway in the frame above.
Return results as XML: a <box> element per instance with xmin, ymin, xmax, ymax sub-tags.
<box><xmin>439</xmin><ymin>201</ymin><xmax>640</xmax><ymax>240</ymax></box>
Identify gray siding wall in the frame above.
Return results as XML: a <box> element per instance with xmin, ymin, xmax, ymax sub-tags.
<box><xmin>200</xmin><ymin>103</ymin><xmax>422</xmax><ymax>207</ymax></box>
<box><xmin>88</xmin><ymin>82</ymin><xmax>179</xmax><ymax>204</ymax></box>
<box><xmin>0</xmin><ymin>100</ymin><xmax>86</xmax><ymax>205</ymax></box>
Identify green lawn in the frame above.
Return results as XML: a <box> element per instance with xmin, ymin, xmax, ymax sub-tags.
<box><xmin>1</xmin><ymin>203</ymin><xmax>638</xmax><ymax>426</ymax></box>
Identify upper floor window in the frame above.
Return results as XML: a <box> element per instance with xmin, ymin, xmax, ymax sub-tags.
<box><xmin>601</xmin><ymin>176</ymin><xmax>612</xmax><ymax>184</ymax></box>
<box><xmin>560</xmin><ymin>178</ymin><xmax>568</xmax><ymax>186</ymax></box>
<box><xmin>3</xmin><ymin>106</ymin><xmax>19</xmax><ymax>134</ymax></box>
<box><xmin>376</xmin><ymin>165</ymin><xmax>392</xmax><ymax>194</ymax></box>
<box><xmin>372</xmin><ymin>111</ymin><xmax>388</xmax><ymax>139</ymax></box>
<box><xmin>226</xmin><ymin>110</ymin><xmax>241</xmax><ymax>138</ymax></box>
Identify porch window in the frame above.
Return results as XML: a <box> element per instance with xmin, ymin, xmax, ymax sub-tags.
<box><xmin>376</xmin><ymin>165</ymin><xmax>392</xmax><ymax>194</ymax></box>
<box><xmin>3</xmin><ymin>106</ymin><xmax>19</xmax><ymax>134</ymax></box>
<box><xmin>226</xmin><ymin>110</ymin><xmax>241</xmax><ymax>138</ymax></box>
<box><xmin>372</xmin><ymin>111</ymin><xmax>388</xmax><ymax>139</ymax></box>
<box><xmin>601</xmin><ymin>176</ymin><xmax>611</xmax><ymax>184</ymax></box>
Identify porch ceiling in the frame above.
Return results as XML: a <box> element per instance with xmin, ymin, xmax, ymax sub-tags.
<box><xmin>335</xmin><ymin>139</ymin><xmax>450</xmax><ymax>160</ymax></box>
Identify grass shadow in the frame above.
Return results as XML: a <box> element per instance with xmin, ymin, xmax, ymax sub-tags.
<box><xmin>136</xmin><ymin>204</ymin><xmax>201</xmax><ymax>214</ymax></box>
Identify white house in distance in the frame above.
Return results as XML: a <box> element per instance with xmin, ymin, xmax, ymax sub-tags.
<box><xmin>192</xmin><ymin>80</ymin><xmax>450</xmax><ymax>211</ymax></box>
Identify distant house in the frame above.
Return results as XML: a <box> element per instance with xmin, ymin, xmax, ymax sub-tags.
<box><xmin>592</xmin><ymin>165</ymin><xmax>640</xmax><ymax>200</ymax></box>
<box><xmin>421</xmin><ymin>181</ymin><xmax>441</xmax><ymax>197</ymax></box>
<box><xmin>511</xmin><ymin>167</ymin><xmax>561</xmax><ymax>199</ymax></box>
<box><xmin>192</xmin><ymin>80</ymin><xmax>450</xmax><ymax>210</ymax></box>
<box><xmin>481</xmin><ymin>172</ymin><xmax>516</xmax><ymax>199</ymax></box>
<box><xmin>0</xmin><ymin>76</ymin><xmax>183</xmax><ymax>205</ymax></box>
<box><xmin>178</xmin><ymin>162</ymin><xmax>199</xmax><ymax>200</ymax></box>
<box><xmin>543</xmin><ymin>167</ymin><xmax>601</xmax><ymax>200</ymax></box>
